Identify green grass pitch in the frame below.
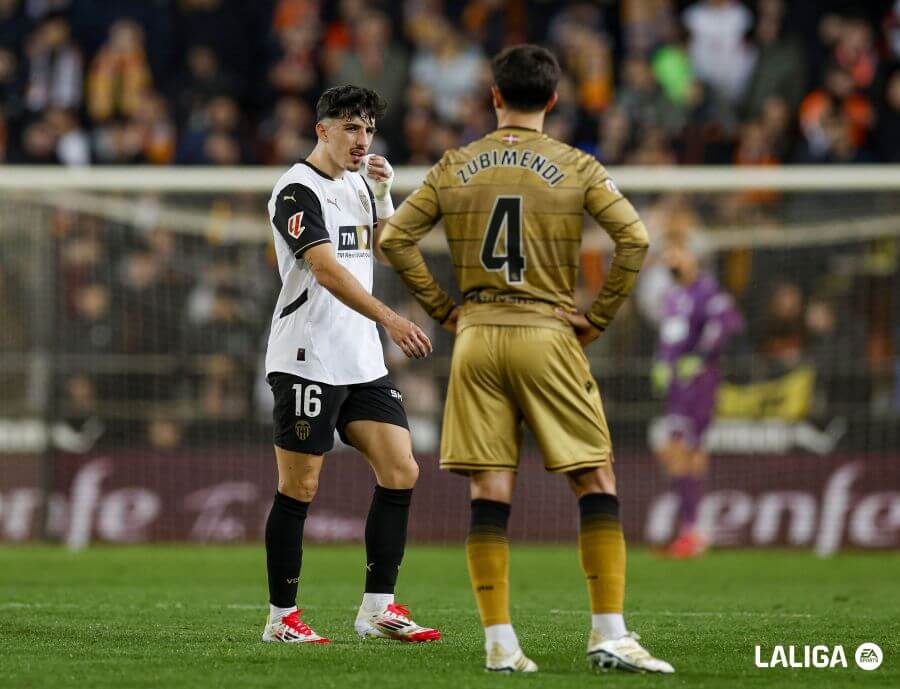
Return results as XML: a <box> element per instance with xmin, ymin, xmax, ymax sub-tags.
<box><xmin>1</xmin><ymin>545</ymin><xmax>897</xmax><ymax>688</ymax></box>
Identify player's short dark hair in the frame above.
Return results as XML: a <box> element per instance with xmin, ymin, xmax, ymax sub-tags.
<box><xmin>315</xmin><ymin>85</ymin><xmax>387</xmax><ymax>124</ymax></box>
<box><xmin>491</xmin><ymin>44</ymin><xmax>560</xmax><ymax>112</ymax></box>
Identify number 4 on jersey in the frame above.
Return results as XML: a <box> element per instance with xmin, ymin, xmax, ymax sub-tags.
<box><xmin>480</xmin><ymin>196</ymin><xmax>525</xmax><ymax>284</ymax></box>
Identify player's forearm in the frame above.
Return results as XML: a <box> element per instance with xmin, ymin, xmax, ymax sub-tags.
<box><xmin>380</xmin><ymin>235</ymin><xmax>456</xmax><ymax>323</ymax></box>
<box><xmin>586</xmin><ymin>230</ymin><xmax>650</xmax><ymax>330</ymax></box>
<box><xmin>585</xmin><ymin>183</ymin><xmax>650</xmax><ymax>329</ymax></box>
<box><xmin>313</xmin><ymin>260</ymin><xmax>397</xmax><ymax>328</ymax></box>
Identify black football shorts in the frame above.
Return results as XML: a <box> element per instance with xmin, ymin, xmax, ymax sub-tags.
<box><xmin>268</xmin><ymin>372</ymin><xmax>409</xmax><ymax>455</ymax></box>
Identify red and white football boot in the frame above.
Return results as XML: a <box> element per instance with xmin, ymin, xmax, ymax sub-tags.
<box><xmin>665</xmin><ymin>531</ymin><xmax>708</xmax><ymax>559</ymax></box>
<box><xmin>355</xmin><ymin>603</ymin><xmax>442</xmax><ymax>642</ymax></box>
<box><xmin>262</xmin><ymin>609</ymin><xmax>330</xmax><ymax>644</ymax></box>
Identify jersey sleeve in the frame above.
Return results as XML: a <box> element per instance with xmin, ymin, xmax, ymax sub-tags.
<box><xmin>583</xmin><ymin>158</ymin><xmax>650</xmax><ymax>331</ymax></box>
<box><xmin>272</xmin><ymin>183</ymin><xmax>331</xmax><ymax>258</ymax></box>
<box><xmin>380</xmin><ymin>159</ymin><xmax>456</xmax><ymax>323</ymax></box>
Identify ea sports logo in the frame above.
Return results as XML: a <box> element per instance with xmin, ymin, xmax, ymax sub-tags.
<box><xmin>855</xmin><ymin>643</ymin><xmax>883</xmax><ymax>671</ymax></box>
<box><xmin>295</xmin><ymin>420</ymin><xmax>311</xmax><ymax>441</ymax></box>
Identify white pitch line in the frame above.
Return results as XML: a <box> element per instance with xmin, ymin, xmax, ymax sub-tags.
<box><xmin>550</xmin><ymin>609</ymin><xmax>813</xmax><ymax>618</ymax></box>
<box><xmin>0</xmin><ymin>602</ymin><xmax>81</xmax><ymax>609</ymax></box>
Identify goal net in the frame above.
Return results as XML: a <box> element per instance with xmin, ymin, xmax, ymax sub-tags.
<box><xmin>0</xmin><ymin>165</ymin><xmax>897</xmax><ymax>553</ymax></box>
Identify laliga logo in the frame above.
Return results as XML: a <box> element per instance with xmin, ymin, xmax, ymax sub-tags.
<box><xmin>755</xmin><ymin>645</ymin><xmax>848</xmax><ymax>669</ymax></box>
<box><xmin>755</xmin><ymin>643</ymin><xmax>883</xmax><ymax>670</ymax></box>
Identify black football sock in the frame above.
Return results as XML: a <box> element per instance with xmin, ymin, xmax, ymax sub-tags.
<box><xmin>265</xmin><ymin>491</ymin><xmax>310</xmax><ymax>608</ymax></box>
<box><xmin>364</xmin><ymin>485</ymin><xmax>413</xmax><ymax>594</ymax></box>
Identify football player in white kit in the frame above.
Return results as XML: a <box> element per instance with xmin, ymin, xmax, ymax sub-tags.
<box><xmin>261</xmin><ymin>86</ymin><xmax>440</xmax><ymax>644</ymax></box>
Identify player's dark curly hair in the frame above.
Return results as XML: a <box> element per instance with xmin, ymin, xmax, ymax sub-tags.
<box><xmin>491</xmin><ymin>44</ymin><xmax>561</xmax><ymax>112</ymax></box>
<box><xmin>315</xmin><ymin>85</ymin><xmax>387</xmax><ymax>123</ymax></box>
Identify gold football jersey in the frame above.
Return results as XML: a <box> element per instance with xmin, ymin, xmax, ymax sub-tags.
<box><xmin>380</xmin><ymin>126</ymin><xmax>649</xmax><ymax>331</ymax></box>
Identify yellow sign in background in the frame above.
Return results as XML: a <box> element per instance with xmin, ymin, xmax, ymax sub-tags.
<box><xmin>716</xmin><ymin>367</ymin><xmax>815</xmax><ymax>421</ymax></box>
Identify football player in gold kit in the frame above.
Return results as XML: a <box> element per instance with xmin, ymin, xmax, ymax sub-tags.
<box><xmin>380</xmin><ymin>45</ymin><xmax>674</xmax><ymax>674</ymax></box>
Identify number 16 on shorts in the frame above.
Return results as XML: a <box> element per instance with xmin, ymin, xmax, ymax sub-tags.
<box><xmin>293</xmin><ymin>383</ymin><xmax>322</xmax><ymax>417</ymax></box>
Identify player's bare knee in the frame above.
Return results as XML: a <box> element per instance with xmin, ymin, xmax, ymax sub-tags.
<box><xmin>397</xmin><ymin>456</ymin><xmax>419</xmax><ymax>488</ymax></box>
<box><xmin>600</xmin><ymin>464</ymin><xmax>618</xmax><ymax>494</ymax></box>
<box><xmin>470</xmin><ymin>471</ymin><xmax>515</xmax><ymax>503</ymax></box>
<box><xmin>279</xmin><ymin>476</ymin><xmax>319</xmax><ymax>502</ymax></box>
<box><xmin>377</xmin><ymin>455</ymin><xmax>419</xmax><ymax>489</ymax></box>
<box><xmin>471</xmin><ymin>485</ymin><xmax>512</xmax><ymax>503</ymax></box>
<box><xmin>567</xmin><ymin>465</ymin><xmax>616</xmax><ymax>497</ymax></box>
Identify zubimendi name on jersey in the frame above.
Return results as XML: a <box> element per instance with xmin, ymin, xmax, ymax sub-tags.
<box><xmin>454</xmin><ymin>148</ymin><xmax>568</xmax><ymax>186</ymax></box>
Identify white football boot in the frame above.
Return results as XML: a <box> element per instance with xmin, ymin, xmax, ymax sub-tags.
<box><xmin>355</xmin><ymin>602</ymin><xmax>441</xmax><ymax>642</ymax></box>
<box><xmin>587</xmin><ymin>631</ymin><xmax>674</xmax><ymax>673</ymax></box>
<box><xmin>485</xmin><ymin>642</ymin><xmax>539</xmax><ymax>673</ymax></box>
<box><xmin>262</xmin><ymin>609</ymin><xmax>329</xmax><ymax>644</ymax></box>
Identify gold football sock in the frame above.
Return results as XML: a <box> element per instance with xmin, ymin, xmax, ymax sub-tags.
<box><xmin>578</xmin><ymin>493</ymin><xmax>625</xmax><ymax>614</ymax></box>
<box><xmin>466</xmin><ymin>499</ymin><xmax>512</xmax><ymax>627</ymax></box>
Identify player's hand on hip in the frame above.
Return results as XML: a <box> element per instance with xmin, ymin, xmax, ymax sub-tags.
<box><xmin>441</xmin><ymin>305</ymin><xmax>461</xmax><ymax>334</ymax></box>
<box><xmin>386</xmin><ymin>314</ymin><xmax>433</xmax><ymax>359</ymax></box>
<box><xmin>554</xmin><ymin>309</ymin><xmax>602</xmax><ymax>348</ymax></box>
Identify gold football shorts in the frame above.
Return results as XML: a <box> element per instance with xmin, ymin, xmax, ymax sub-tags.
<box><xmin>440</xmin><ymin>324</ymin><xmax>612</xmax><ymax>474</ymax></box>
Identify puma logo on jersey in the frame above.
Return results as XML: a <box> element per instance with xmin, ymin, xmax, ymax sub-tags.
<box><xmin>282</xmin><ymin>193</ymin><xmax>296</xmax><ymax>202</ymax></box>
<box><xmin>287</xmin><ymin>211</ymin><xmax>305</xmax><ymax>239</ymax></box>
<box><xmin>326</xmin><ymin>197</ymin><xmax>340</xmax><ymax>211</ymax></box>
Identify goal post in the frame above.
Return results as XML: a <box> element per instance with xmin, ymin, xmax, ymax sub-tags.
<box><xmin>2</xmin><ymin>164</ymin><xmax>900</xmax><ymax>191</ymax></box>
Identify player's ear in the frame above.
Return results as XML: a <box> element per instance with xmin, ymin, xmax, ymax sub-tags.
<box><xmin>545</xmin><ymin>92</ymin><xmax>559</xmax><ymax>113</ymax></box>
<box><xmin>315</xmin><ymin>120</ymin><xmax>328</xmax><ymax>142</ymax></box>
<box><xmin>490</xmin><ymin>85</ymin><xmax>504</xmax><ymax>110</ymax></box>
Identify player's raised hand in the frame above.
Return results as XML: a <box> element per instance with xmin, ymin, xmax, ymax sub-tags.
<box><xmin>554</xmin><ymin>309</ymin><xmax>603</xmax><ymax>348</ymax></box>
<box><xmin>386</xmin><ymin>313</ymin><xmax>433</xmax><ymax>359</ymax></box>
<box><xmin>364</xmin><ymin>155</ymin><xmax>393</xmax><ymax>191</ymax></box>
<box><xmin>363</xmin><ymin>154</ymin><xmax>395</xmax><ymax>219</ymax></box>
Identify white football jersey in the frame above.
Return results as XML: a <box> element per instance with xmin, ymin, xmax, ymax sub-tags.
<box><xmin>265</xmin><ymin>160</ymin><xmax>387</xmax><ymax>385</ymax></box>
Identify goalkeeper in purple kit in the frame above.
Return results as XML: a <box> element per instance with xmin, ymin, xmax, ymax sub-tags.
<box><xmin>652</xmin><ymin>240</ymin><xmax>743</xmax><ymax>558</ymax></box>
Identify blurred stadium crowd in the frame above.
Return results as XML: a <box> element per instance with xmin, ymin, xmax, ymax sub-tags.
<box><xmin>0</xmin><ymin>0</ymin><xmax>898</xmax><ymax>452</ymax></box>
<box><xmin>0</xmin><ymin>0</ymin><xmax>899</xmax><ymax>166</ymax></box>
